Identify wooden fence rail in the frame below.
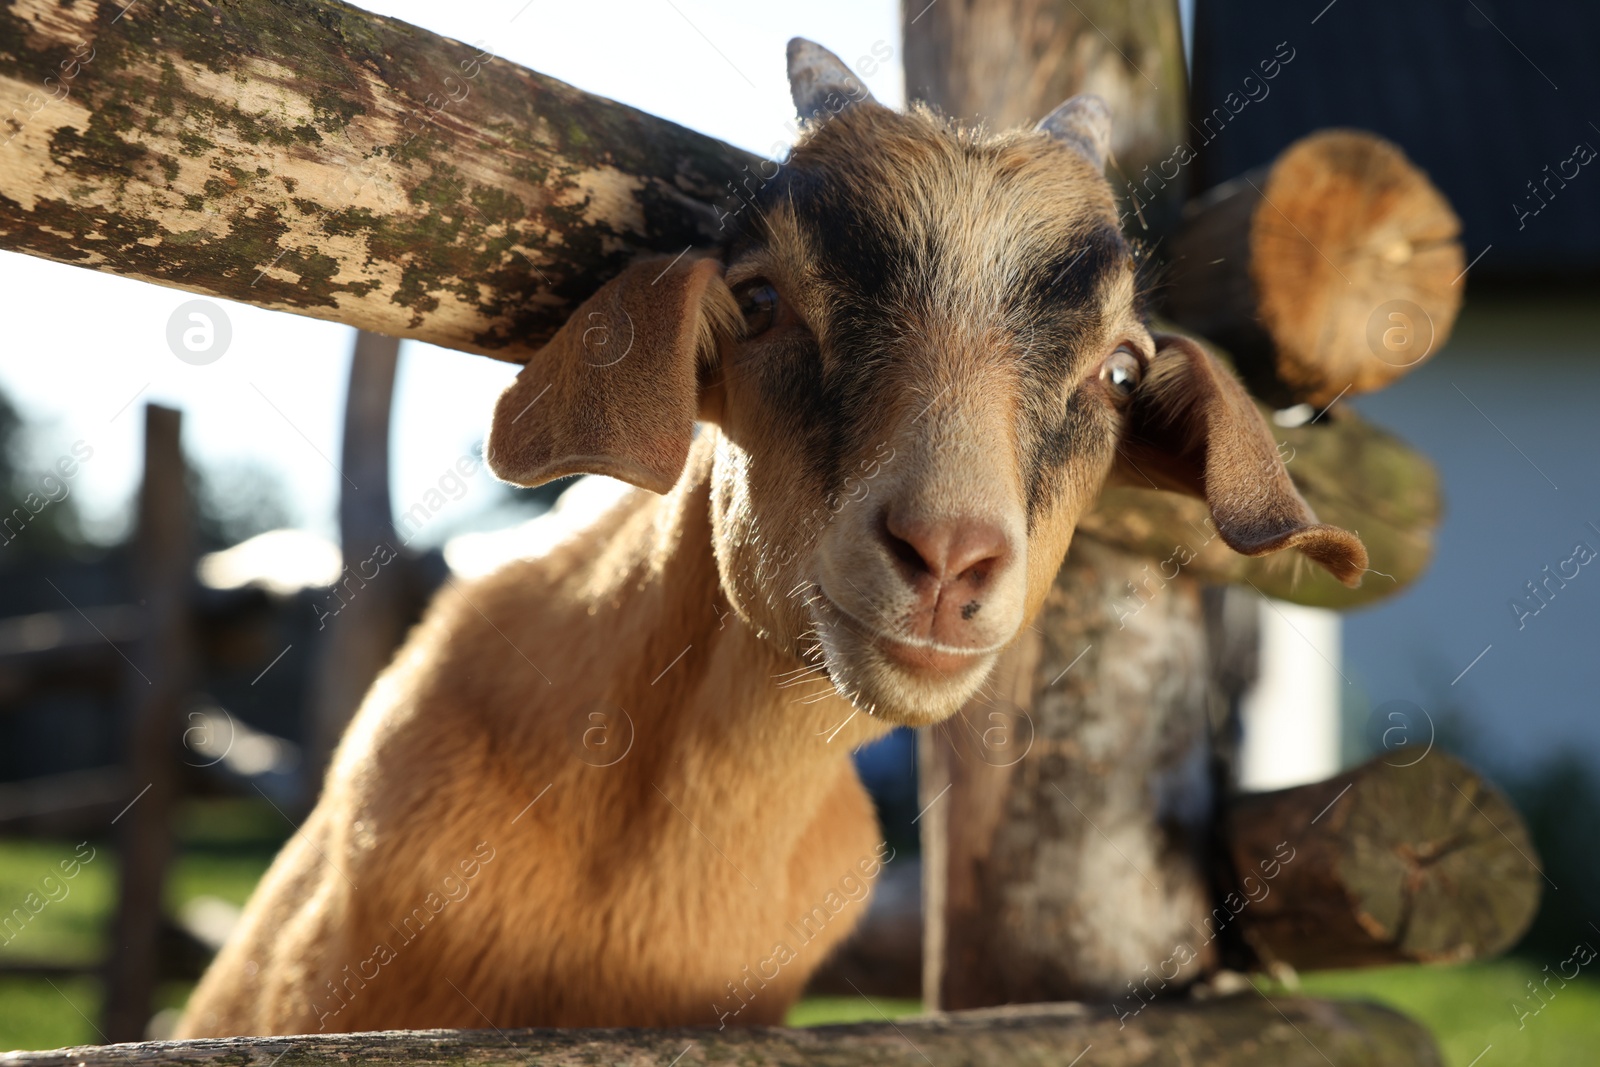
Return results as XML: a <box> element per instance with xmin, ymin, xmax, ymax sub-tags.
<box><xmin>0</xmin><ymin>0</ymin><xmax>758</xmax><ymax>357</ymax></box>
<box><xmin>0</xmin><ymin>1000</ymin><xmax>1445</xmax><ymax>1067</ymax></box>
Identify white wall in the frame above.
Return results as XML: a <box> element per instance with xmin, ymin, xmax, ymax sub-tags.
<box><xmin>1239</xmin><ymin>601</ymin><xmax>1342</xmax><ymax>790</ymax></box>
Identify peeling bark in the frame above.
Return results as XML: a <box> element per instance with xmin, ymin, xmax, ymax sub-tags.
<box><xmin>0</xmin><ymin>0</ymin><xmax>760</xmax><ymax>358</ymax></box>
<box><xmin>902</xmin><ymin>0</ymin><xmax>1190</xmax><ymax>240</ymax></box>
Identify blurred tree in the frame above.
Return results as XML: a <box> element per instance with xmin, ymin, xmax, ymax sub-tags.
<box><xmin>0</xmin><ymin>385</ymin><xmax>85</xmax><ymax>556</ymax></box>
<box><xmin>191</xmin><ymin>459</ymin><xmax>294</xmax><ymax>551</ymax></box>
<box><xmin>1505</xmin><ymin>754</ymin><xmax>1600</xmax><ymax>959</ymax></box>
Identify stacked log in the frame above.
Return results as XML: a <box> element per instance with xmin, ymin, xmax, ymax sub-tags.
<box><xmin>1077</xmin><ymin>399</ymin><xmax>1442</xmax><ymax>610</ymax></box>
<box><xmin>1225</xmin><ymin>752</ymin><xmax>1542</xmax><ymax>970</ymax></box>
<box><xmin>1164</xmin><ymin>131</ymin><xmax>1466</xmax><ymax>408</ymax></box>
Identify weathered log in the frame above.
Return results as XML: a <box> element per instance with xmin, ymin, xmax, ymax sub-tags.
<box><xmin>1225</xmin><ymin>752</ymin><xmax>1542</xmax><ymax>971</ymax></box>
<box><xmin>1078</xmin><ymin>402</ymin><xmax>1442</xmax><ymax>609</ymax></box>
<box><xmin>1164</xmin><ymin>131</ymin><xmax>1465</xmax><ymax>407</ymax></box>
<box><xmin>903</xmin><ymin>0</ymin><xmax>1190</xmax><ymax>239</ymax></box>
<box><xmin>0</xmin><ymin>0</ymin><xmax>759</xmax><ymax>358</ymax></box>
<box><xmin>0</xmin><ymin>999</ymin><xmax>1444</xmax><ymax>1065</ymax></box>
<box><xmin>104</xmin><ymin>404</ymin><xmax>197</xmax><ymax>1041</ymax></box>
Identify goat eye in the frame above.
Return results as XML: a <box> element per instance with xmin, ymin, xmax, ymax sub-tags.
<box><xmin>1101</xmin><ymin>347</ymin><xmax>1143</xmax><ymax>401</ymax></box>
<box><xmin>737</xmin><ymin>281</ymin><xmax>779</xmax><ymax>337</ymax></box>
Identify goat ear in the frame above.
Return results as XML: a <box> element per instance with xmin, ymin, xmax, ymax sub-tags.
<box><xmin>788</xmin><ymin>37</ymin><xmax>877</xmax><ymax>119</ymax></box>
<box><xmin>486</xmin><ymin>253</ymin><xmax>733</xmax><ymax>495</ymax></box>
<box><xmin>1112</xmin><ymin>333</ymin><xmax>1369</xmax><ymax>587</ymax></box>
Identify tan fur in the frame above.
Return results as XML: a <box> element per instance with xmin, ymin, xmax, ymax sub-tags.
<box><xmin>180</xmin><ymin>42</ymin><xmax>1364</xmax><ymax>1037</ymax></box>
<box><xmin>180</xmin><ymin>445</ymin><xmax>891</xmax><ymax>1034</ymax></box>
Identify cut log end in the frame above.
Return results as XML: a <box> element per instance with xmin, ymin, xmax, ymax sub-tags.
<box><xmin>1167</xmin><ymin>130</ymin><xmax>1465</xmax><ymax>407</ymax></box>
<box><xmin>1227</xmin><ymin>752</ymin><xmax>1542</xmax><ymax>972</ymax></box>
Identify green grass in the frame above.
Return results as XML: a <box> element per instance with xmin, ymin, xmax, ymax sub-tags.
<box><xmin>0</xmin><ymin>800</ymin><xmax>281</xmax><ymax>1052</ymax></box>
<box><xmin>0</xmin><ymin>976</ymin><xmax>100</xmax><ymax>1051</ymax></box>
<box><xmin>0</xmin><ymin>840</ymin><xmax>116</xmax><ymax>966</ymax></box>
<box><xmin>1291</xmin><ymin>960</ymin><xmax>1600</xmax><ymax>1066</ymax></box>
<box><xmin>785</xmin><ymin>996</ymin><xmax>922</xmax><ymax>1027</ymax></box>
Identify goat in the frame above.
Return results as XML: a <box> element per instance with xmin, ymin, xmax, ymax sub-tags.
<box><xmin>177</xmin><ymin>39</ymin><xmax>1364</xmax><ymax>1037</ymax></box>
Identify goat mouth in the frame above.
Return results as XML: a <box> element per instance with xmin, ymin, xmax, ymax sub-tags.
<box><xmin>872</xmin><ymin>633</ymin><xmax>993</xmax><ymax>677</ymax></box>
<box><xmin>809</xmin><ymin>585</ymin><xmax>999</xmax><ymax>681</ymax></box>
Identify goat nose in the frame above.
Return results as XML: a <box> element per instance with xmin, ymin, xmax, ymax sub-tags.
<box><xmin>883</xmin><ymin>509</ymin><xmax>1011</xmax><ymax>589</ymax></box>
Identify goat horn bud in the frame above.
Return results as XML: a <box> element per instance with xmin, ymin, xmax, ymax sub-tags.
<box><xmin>787</xmin><ymin>37</ymin><xmax>877</xmax><ymax>121</ymax></box>
<box><xmin>1037</xmin><ymin>94</ymin><xmax>1113</xmax><ymax>172</ymax></box>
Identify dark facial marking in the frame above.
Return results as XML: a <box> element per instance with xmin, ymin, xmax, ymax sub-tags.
<box><xmin>738</xmin><ymin>109</ymin><xmax>1133</xmax><ymax>531</ymax></box>
<box><xmin>1006</xmin><ymin>225</ymin><xmax>1134</xmax><ymax>523</ymax></box>
<box><xmin>1021</xmin><ymin>380</ymin><xmax>1113</xmax><ymax>526</ymax></box>
<box><xmin>1027</xmin><ymin>226</ymin><xmax>1130</xmax><ymax>313</ymax></box>
<box><xmin>749</xmin><ymin>140</ymin><xmax>937</xmax><ymax>498</ymax></box>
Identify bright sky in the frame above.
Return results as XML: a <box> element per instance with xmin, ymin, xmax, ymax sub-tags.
<box><xmin>0</xmin><ymin>0</ymin><xmax>906</xmax><ymax>543</ymax></box>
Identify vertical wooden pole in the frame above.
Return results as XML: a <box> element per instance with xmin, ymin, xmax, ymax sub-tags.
<box><xmin>303</xmin><ymin>331</ymin><xmax>404</xmax><ymax>807</ymax></box>
<box><xmin>920</xmin><ymin>540</ymin><xmax>1221</xmax><ymax>1007</ymax></box>
<box><xmin>902</xmin><ymin>0</ymin><xmax>1190</xmax><ymax>240</ymax></box>
<box><xmin>904</xmin><ymin>0</ymin><xmax>1211</xmax><ymax>1010</ymax></box>
<box><xmin>103</xmin><ymin>405</ymin><xmax>196</xmax><ymax>1040</ymax></box>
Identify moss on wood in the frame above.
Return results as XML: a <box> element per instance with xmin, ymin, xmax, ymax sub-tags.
<box><xmin>0</xmin><ymin>0</ymin><xmax>760</xmax><ymax>358</ymax></box>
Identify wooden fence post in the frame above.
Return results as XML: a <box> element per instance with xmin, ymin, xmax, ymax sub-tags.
<box><xmin>102</xmin><ymin>404</ymin><xmax>196</xmax><ymax>1040</ymax></box>
<box><xmin>304</xmin><ymin>331</ymin><xmax>404</xmax><ymax>804</ymax></box>
<box><xmin>921</xmin><ymin>539</ymin><xmax>1221</xmax><ymax>1007</ymax></box>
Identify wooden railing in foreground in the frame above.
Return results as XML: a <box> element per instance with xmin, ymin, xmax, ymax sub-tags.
<box><xmin>0</xmin><ymin>999</ymin><xmax>1444</xmax><ymax>1067</ymax></box>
